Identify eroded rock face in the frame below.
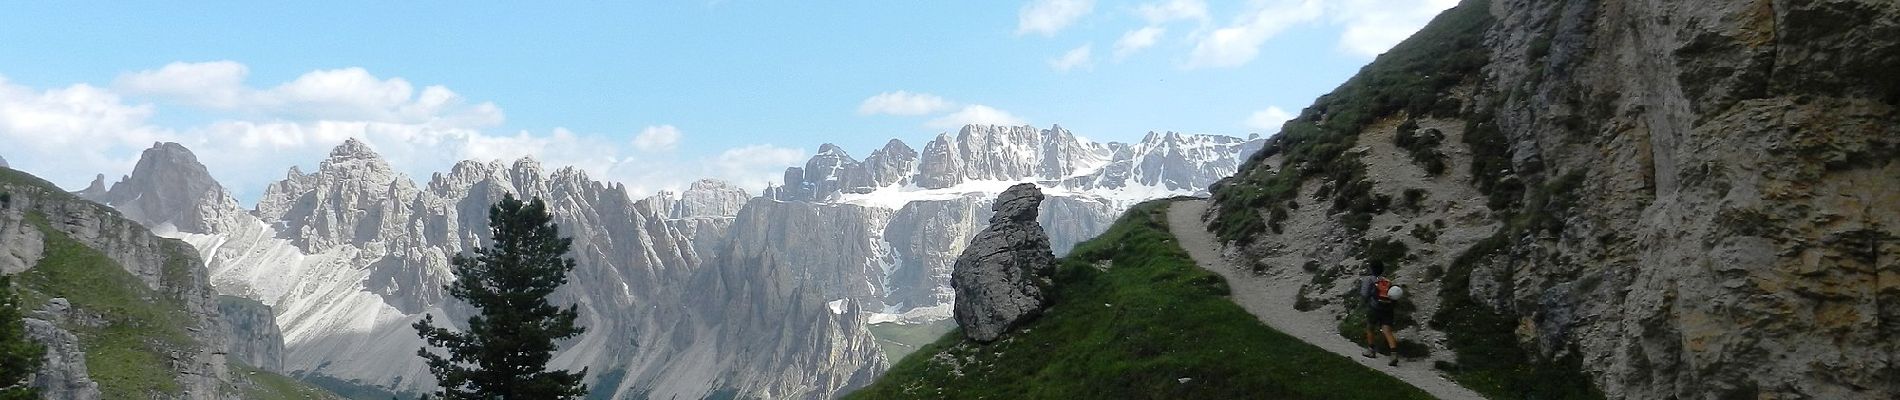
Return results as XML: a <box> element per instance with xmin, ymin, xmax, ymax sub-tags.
<box><xmin>1212</xmin><ymin>0</ymin><xmax>1899</xmax><ymax>398</ymax></box>
<box><xmin>23</xmin><ymin>317</ymin><xmax>102</xmax><ymax>400</ymax></box>
<box><xmin>218</xmin><ymin>295</ymin><xmax>284</xmax><ymax>372</ymax></box>
<box><xmin>952</xmin><ymin>184</ymin><xmax>1055</xmax><ymax>342</ymax></box>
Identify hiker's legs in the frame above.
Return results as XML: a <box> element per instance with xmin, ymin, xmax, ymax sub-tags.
<box><xmin>1362</xmin><ymin>316</ymin><xmax>1379</xmax><ymax>357</ymax></box>
<box><xmin>1382</xmin><ymin>325</ymin><xmax>1399</xmax><ymax>365</ymax></box>
<box><xmin>1381</xmin><ymin>325</ymin><xmax>1397</xmax><ymax>350</ymax></box>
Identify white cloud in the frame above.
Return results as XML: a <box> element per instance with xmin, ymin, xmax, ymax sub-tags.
<box><xmin>1017</xmin><ymin>0</ymin><xmax>1095</xmax><ymax>36</ymax></box>
<box><xmin>1185</xmin><ymin>0</ymin><xmax>1325</xmax><ymax>69</ymax></box>
<box><xmin>1</xmin><ymin>62</ymin><xmax>809</xmax><ymax>202</ymax></box>
<box><xmin>1333</xmin><ymin>0</ymin><xmax>1460</xmax><ymax>56</ymax></box>
<box><xmin>1048</xmin><ymin>44</ymin><xmax>1095</xmax><ymax>72</ymax></box>
<box><xmin>0</xmin><ymin>76</ymin><xmax>171</xmax><ymax>187</ymax></box>
<box><xmin>1245</xmin><ymin>106</ymin><xmax>1295</xmax><ymax>133</ymax></box>
<box><xmin>632</xmin><ymin>125</ymin><xmax>682</xmax><ymax>152</ymax></box>
<box><xmin>857</xmin><ymin>91</ymin><xmax>957</xmax><ymax>116</ymax></box>
<box><xmin>858</xmin><ymin>92</ymin><xmax>1029</xmax><ymax>131</ymax></box>
<box><xmin>1113</xmin><ymin>27</ymin><xmax>1166</xmax><ymax>59</ymax></box>
<box><xmin>927</xmin><ymin>105</ymin><xmax>1027</xmax><ymax>129</ymax></box>
<box><xmin>115</xmin><ymin>61</ymin><xmax>503</xmax><ymax>128</ymax></box>
<box><xmin>709</xmin><ymin>144</ymin><xmax>807</xmax><ymax>190</ymax></box>
<box><xmin>112</xmin><ymin>60</ymin><xmax>250</xmax><ymax>109</ymax></box>
<box><xmin>1136</xmin><ymin>0</ymin><xmax>1209</xmax><ymax>24</ymax></box>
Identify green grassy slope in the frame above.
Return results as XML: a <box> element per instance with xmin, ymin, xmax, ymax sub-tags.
<box><xmin>844</xmin><ymin>201</ymin><xmax>1434</xmax><ymax>400</ymax></box>
<box><xmin>228</xmin><ymin>360</ymin><xmax>346</xmax><ymax>399</ymax></box>
<box><xmin>15</xmin><ymin>211</ymin><xmax>193</xmax><ymax>398</ymax></box>
<box><xmin>868</xmin><ymin>320</ymin><xmax>956</xmax><ymax>363</ymax></box>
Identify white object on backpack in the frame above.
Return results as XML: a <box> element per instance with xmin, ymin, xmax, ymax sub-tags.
<box><xmin>1387</xmin><ymin>285</ymin><xmax>1405</xmax><ymax>301</ymax></box>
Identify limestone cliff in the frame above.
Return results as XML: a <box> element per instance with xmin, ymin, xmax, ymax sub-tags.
<box><xmin>1207</xmin><ymin>0</ymin><xmax>1897</xmax><ymax>398</ymax></box>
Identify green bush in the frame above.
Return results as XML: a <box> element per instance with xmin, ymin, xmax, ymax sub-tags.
<box><xmin>1399</xmin><ymin>189</ymin><xmax>1428</xmax><ymax>213</ymax></box>
<box><xmin>1359</xmin><ymin>238</ymin><xmax>1411</xmax><ymax>272</ymax></box>
<box><xmin>1395</xmin><ymin>125</ymin><xmax>1448</xmax><ymax>176</ymax></box>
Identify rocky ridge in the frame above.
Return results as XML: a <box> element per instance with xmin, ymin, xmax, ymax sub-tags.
<box><xmin>950</xmin><ymin>184</ymin><xmax>1055</xmax><ymax>342</ymax></box>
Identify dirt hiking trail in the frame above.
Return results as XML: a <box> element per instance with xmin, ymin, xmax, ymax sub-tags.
<box><xmin>1167</xmin><ymin>199</ymin><xmax>1485</xmax><ymax>400</ymax></box>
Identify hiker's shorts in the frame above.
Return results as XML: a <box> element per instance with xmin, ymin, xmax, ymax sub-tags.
<box><xmin>1369</xmin><ymin>304</ymin><xmax>1395</xmax><ymax>327</ymax></box>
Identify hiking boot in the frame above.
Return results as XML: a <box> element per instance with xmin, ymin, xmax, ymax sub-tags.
<box><xmin>1388</xmin><ymin>353</ymin><xmax>1399</xmax><ymax>366</ymax></box>
<box><xmin>1361</xmin><ymin>349</ymin><xmax>1377</xmax><ymax>359</ymax></box>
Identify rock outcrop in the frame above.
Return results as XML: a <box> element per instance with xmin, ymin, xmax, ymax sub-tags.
<box><xmin>22</xmin><ymin>316</ymin><xmax>101</xmax><ymax>400</ymax></box>
<box><xmin>951</xmin><ymin>184</ymin><xmax>1056</xmax><ymax>342</ymax></box>
<box><xmin>1207</xmin><ymin>0</ymin><xmax>1899</xmax><ymax>398</ymax></box>
<box><xmin>218</xmin><ymin>295</ymin><xmax>284</xmax><ymax>372</ymax></box>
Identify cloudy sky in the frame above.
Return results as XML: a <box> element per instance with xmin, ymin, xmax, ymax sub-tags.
<box><xmin>0</xmin><ymin>0</ymin><xmax>1457</xmax><ymax>203</ymax></box>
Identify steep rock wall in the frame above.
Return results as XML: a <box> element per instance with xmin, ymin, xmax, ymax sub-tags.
<box><xmin>1209</xmin><ymin>0</ymin><xmax>1897</xmax><ymax>398</ymax></box>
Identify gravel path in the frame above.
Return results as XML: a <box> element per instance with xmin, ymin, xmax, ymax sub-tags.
<box><xmin>1167</xmin><ymin>199</ymin><xmax>1485</xmax><ymax>400</ymax></box>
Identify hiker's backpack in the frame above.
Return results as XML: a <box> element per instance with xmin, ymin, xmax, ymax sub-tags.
<box><xmin>1374</xmin><ymin>277</ymin><xmax>1397</xmax><ymax>304</ymax></box>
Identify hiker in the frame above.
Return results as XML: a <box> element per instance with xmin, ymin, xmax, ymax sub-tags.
<box><xmin>1359</xmin><ymin>262</ymin><xmax>1400</xmax><ymax>366</ymax></box>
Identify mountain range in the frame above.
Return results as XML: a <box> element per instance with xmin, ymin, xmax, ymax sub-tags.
<box><xmin>65</xmin><ymin>125</ymin><xmax>1260</xmax><ymax>398</ymax></box>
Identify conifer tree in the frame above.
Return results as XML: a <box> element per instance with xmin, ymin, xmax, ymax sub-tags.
<box><xmin>414</xmin><ymin>194</ymin><xmax>587</xmax><ymax>399</ymax></box>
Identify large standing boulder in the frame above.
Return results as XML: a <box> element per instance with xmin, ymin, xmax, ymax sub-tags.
<box><xmin>951</xmin><ymin>183</ymin><xmax>1056</xmax><ymax>342</ymax></box>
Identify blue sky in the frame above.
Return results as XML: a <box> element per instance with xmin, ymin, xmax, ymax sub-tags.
<box><xmin>0</xmin><ymin>0</ymin><xmax>1456</xmax><ymax>202</ymax></box>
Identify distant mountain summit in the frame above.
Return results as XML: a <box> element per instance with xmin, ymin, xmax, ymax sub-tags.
<box><xmin>767</xmin><ymin>124</ymin><xmax>1262</xmax><ymax>203</ymax></box>
<box><xmin>760</xmin><ymin>124</ymin><xmax>1261</xmax><ymax>319</ymax></box>
<box><xmin>79</xmin><ymin>142</ymin><xmax>248</xmax><ymax>235</ymax></box>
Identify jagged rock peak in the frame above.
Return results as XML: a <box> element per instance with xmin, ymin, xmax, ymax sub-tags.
<box><xmin>0</xmin><ymin>154</ymin><xmax>9</xmax><ymax>168</ymax></box>
<box><xmin>951</xmin><ymin>183</ymin><xmax>1056</xmax><ymax>342</ymax></box>
<box><xmin>687</xmin><ymin>179</ymin><xmax>740</xmax><ymax>192</ymax></box>
<box><xmin>327</xmin><ymin>137</ymin><xmax>382</xmax><ymax>160</ymax></box>
<box><xmin>76</xmin><ymin>174</ymin><xmax>108</xmax><ymax>199</ymax></box>
<box><xmin>315</xmin><ymin>138</ymin><xmax>396</xmax><ymax>182</ymax></box>
<box><xmin>876</xmin><ymin>138</ymin><xmax>914</xmax><ymax>154</ymax></box>
<box><xmin>512</xmin><ymin>156</ymin><xmax>544</xmax><ymax>173</ymax></box>
<box><xmin>78</xmin><ymin>142</ymin><xmax>241</xmax><ymax>234</ymax></box>
<box><xmin>816</xmin><ymin>143</ymin><xmax>850</xmax><ymax>157</ymax></box>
